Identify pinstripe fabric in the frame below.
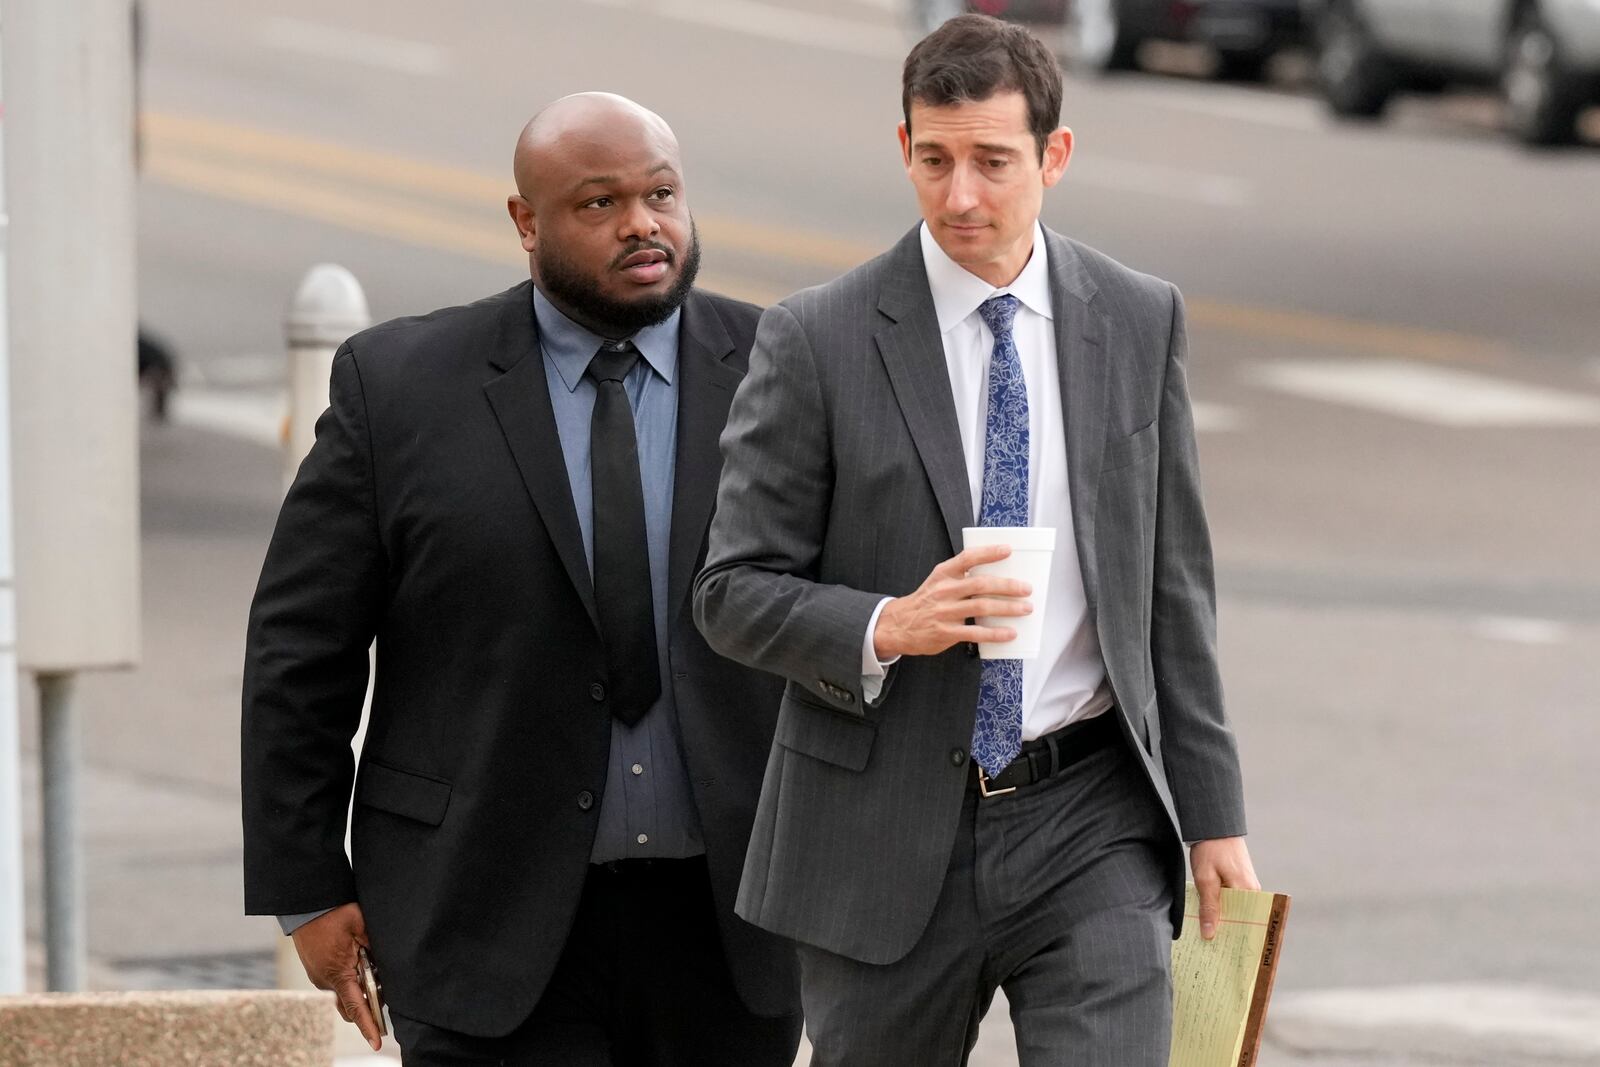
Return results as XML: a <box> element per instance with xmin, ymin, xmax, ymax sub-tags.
<box><xmin>693</xmin><ymin>224</ymin><xmax>1246</xmax><ymax>971</ymax></box>
<box><xmin>799</xmin><ymin>745</ymin><xmax>1174</xmax><ymax>1066</ymax></box>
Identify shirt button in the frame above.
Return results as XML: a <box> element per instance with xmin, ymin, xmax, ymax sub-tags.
<box><xmin>636</xmin><ymin>833</ymin><xmax>649</xmax><ymax>845</ymax></box>
<box><xmin>577</xmin><ymin>790</ymin><xmax>594</xmax><ymax>811</ymax></box>
<box><xmin>631</xmin><ymin>763</ymin><xmax>644</xmax><ymax>776</ymax></box>
<box><xmin>949</xmin><ymin>748</ymin><xmax>967</xmax><ymax>767</ymax></box>
<box><xmin>589</xmin><ymin>682</ymin><xmax>606</xmax><ymax>702</ymax></box>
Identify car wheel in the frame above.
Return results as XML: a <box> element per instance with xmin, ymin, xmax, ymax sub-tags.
<box><xmin>1215</xmin><ymin>49</ymin><xmax>1272</xmax><ymax>82</ymax></box>
<box><xmin>1063</xmin><ymin>0</ymin><xmax>1139</xmax><ymax>75</ymax></box>
<box><xmin>1503</xmin><ymin>5</ymin><xmax>1581</xmax><ymax>146</ymax></box>
<box><xmin>1316</xmin><ymin>1</ymin><xmax>1394</xmax><ymax>118</ymax></box>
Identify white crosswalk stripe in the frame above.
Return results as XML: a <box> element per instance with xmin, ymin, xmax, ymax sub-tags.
<box><xmin>1473</xmin><ymin>616</ymin><xmax>1571</xmax><ymax>645</ymax></box>
<box><xmin>1248</xmin><ymin>359</ymin><xmax>1600</xmax><ymax>428</ymax></box>
<box><xmin>1192</xmin><ymin>401</ymin><xmax>1245</xmax><ymax>433</ymax></box>
<box><xmin>169</xmin><ymin>387</ymin><xmax>285</xmax><ymax>447</ymax></box>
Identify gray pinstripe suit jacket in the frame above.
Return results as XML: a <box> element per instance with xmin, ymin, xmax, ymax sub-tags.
<box><xmin>692</xmin><ymin>224</ymin><xmax>1247</xmax><ymax>966</ymax></box>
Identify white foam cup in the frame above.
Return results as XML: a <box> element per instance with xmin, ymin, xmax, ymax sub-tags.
<box><xmin>960</xmin><ymin>526</ymin><xmax>1055</xmax><ymax>660</ymax></box>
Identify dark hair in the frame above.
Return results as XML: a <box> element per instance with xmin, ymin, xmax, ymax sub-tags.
<box><xmin>902</xmin><ymin>14</ymin><xmax>1063</xmax><ymax>160</ymax></box>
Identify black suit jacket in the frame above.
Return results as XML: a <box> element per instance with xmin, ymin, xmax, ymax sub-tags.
<box><xmin>242</xmin><ymin>282</ymin><xmax>797</xmax><ymax>1036</ymax></box>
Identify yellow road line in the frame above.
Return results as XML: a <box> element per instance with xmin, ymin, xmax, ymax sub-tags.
<box><xmin>142</xmin><ymin>110</ymin><xmax>878</xmax><ymax>273</ymax></box>
<box><xmin>145</xmin><ymin>112</ymin><xmax>509</xmax><ymax>206</ymax></box>
<box><xmin>1185</xmin><ymin>299</ymin><xmax>1507</xmax><ymax>365</ymax></box>
<box><xmin>145</xmin><ymin>152</ymin><xmax>518</xmax><ymax>264</ymax></box>
<box><xmin>142</xmin><ymin>109</ymin><xmax>1518</xmax><ymax>365</ymax></box>
<box><xmin>143</xmin><ymin>150</ymin><xmax>778</xmax><ymax>305</ymax></box>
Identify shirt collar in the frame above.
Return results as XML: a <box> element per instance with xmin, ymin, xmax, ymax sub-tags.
<box><xmin>918</xmin><ymin>221</ymin><xmax>1053</xmax><ymax>335</ymax></box>
<box><xmin>532</xmin><ymin>284</ymin><xmax>680</xmax><ymax>393</ymax></box>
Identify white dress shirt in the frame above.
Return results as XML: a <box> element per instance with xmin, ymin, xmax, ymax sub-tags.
<box><xmin>863</xmin><ymin>222</ymin><xmax>1111</xmax><ymax>740</ymax></box>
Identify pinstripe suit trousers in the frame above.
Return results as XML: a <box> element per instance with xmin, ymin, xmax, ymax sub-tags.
<box><xmin>797</xmin><ymin>742</ymin><xmax>1176</xmax><ymax>1067</ymax></box>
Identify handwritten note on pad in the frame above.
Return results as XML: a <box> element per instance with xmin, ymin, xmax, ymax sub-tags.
<box><xmin>1169</xmin><ymin>884</ymin><xmax>1291</xmax><ymax>1067</ymax></box>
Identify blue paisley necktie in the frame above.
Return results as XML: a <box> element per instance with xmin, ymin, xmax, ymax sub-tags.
<box><xmin>972</xmin><ymin>294</ymin><xmax>1027</xmax><ymax>777</ymax></box>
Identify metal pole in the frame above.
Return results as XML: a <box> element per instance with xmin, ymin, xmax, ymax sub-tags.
<box><xmin>0</xmin><ymin>3</ymin><xmax>26</xmax><ymax>995</ymax></box>
<box><xmin>38</xmin><ymin>673</ymin><xmax>82</xmax><ymax>991</ymax></box>
<box><xmin>276</xmin><ymin>265</ymin><xmax>369</xmax><ymax>989</ymax></box>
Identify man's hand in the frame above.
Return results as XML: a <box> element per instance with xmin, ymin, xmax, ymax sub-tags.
<box><xmin>291</xmin><ymin>902</ymin><xmax>383</xmax><ymax>1051</ymax></box>
<box><xmin>1189</xmin><ymin>837</ymin><xmax>1260</xmax><ymax>941</ymax></box>
<box><xmin>873</xmin><ymin>545</ymin><xmax>1032</xmax><ymax>660</ymax></box>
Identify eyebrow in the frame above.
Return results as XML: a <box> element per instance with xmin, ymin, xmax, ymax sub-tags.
<box><xmin>573</xmin><ymin>162</ymin><xmax>678</xmax><ymax>191</ymax></box>
<box><xmin>911</xmin><ymin>140</ymin><xmax>1022</xmax><ymax>156</ymax></box>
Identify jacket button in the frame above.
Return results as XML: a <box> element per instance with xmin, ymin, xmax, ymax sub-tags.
<box><xmin>966</xmin><ymin>642</ymin><xmax>979</xmax><ymax>658</ymax></box>
<box><xmin>950</xmin><ymin>748</ymin><xmax>967</xmax><ymax>767</ymax></box>
<box><xmin>589</xmin><ymin>682</ymin><xmax>606</xmax><ymax>702</ymax></box>
<box><xmin>577</xmin><ymin>790</ymin><xmax>594</xmax><ymax>811</ymax></box>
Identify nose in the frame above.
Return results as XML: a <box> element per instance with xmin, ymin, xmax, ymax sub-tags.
<box><xmin>945</xmin><ymin>163</ymin><xmax>980</xmax><ymax>215</ymax></box>
<box><xmin>618</xmin><ymin>198</ymin><xmax>660</xmax><ymax>243</ymax></box>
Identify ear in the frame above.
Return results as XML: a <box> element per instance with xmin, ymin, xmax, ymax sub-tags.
<box><xmin>1041</xmin><ymin>126</ymin><xmax>1073</xmax><ymax>189</ymax></box>
<box><xmin>896</xmin><ymin>121</ymin><xmax>914</xmax><ymax>174</ymax></box>
<box><xmin>507</xmin><ymin>194</ymin><xmax>537</xmax><ymax>253</ymax></box>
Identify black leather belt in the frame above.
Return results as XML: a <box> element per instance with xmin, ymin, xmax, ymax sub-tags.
<box><xmin>972</xmin><ymin>712</ymin><xmax>1119</xmax><ymax>798</ymax></box>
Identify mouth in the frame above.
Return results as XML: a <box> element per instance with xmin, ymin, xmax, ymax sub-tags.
<box><xmin>617</xmin><ymin>248</ymin><xmax>671</xmax><ymax>284</ymax></box>
<box><xmin>944</xmin><ymin>221</ymin><xmax>989</xmax><ymax>236</ymax></box>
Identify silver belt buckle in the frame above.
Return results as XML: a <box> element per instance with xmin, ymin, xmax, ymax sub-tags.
<box><xmin>976</xmin><ymin>766</ymin><xmax>1016</xmax><ymax>798</ymax></box>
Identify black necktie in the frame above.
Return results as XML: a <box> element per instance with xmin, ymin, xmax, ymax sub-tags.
<box><xmin>585</xmin><ymin>342</ymin><xmax>661</xmax><ymax>726</ymax></box>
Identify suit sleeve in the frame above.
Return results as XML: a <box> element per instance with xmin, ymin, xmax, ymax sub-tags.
<box><xmin>241</xmin><ymin>345</ymin><xmax>385</xmax><ymax>914</ymax></box>
<box><xmin>693</xmin><ymin>302</ymin><xmax>887</xmax><ymax>714</ymax></box>
<box><xmin>1151</xmin><ymin>284</ymin><xmax>1248</xmax><ymax>842</ymax></box>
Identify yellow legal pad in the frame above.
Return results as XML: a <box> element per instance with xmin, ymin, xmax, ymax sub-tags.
<box><xmin>1169</xmin><ymin>884</ymin><xmax>1291</xmax><ymax>1067</ymax></box>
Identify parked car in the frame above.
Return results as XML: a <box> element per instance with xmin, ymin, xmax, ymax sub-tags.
<box><xmin>1304</xmin><ymin>0</ymin><xmax>1600</xmax><ymax>145</ymax></box>
<box><xmin>983</xmin><ymin>0</ymin><xmax>1303</xmax><ymax>80</ymax></box>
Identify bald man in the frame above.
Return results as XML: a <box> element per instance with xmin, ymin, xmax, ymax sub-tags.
<box><xmin>242</xmin><ymin>94</ymin><xmax>802</xmax><ymax>1065</ymax></box>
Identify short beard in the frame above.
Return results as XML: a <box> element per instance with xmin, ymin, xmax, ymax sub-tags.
<box><xmin>537</xmin><ymin>218</ymin><xmax>701</xmax><ymax>338</ymax></box>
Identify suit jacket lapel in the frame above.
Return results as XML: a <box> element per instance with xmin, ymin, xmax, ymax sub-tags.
<box><xmin>1043</xmin><ymin>229</ymin><xmax>1109</xmax><ymax>622</ymax></box>
<box><xmin>669</xmin><ymin>291</ymin><xmax>744</xmax><ymax>618</ymax></box>
<box><xmin>875</xmin><ymin>228</ymin><xmax>974</xmax><ymax>554</ymax></box>
<box><xmin>482</xmin><ymin>283</ymin><xmax>601</xmax><ymax>631</ymax></box>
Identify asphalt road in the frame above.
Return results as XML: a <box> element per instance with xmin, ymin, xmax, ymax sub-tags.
<box><xmin>16</xmin><ymin>0</ymin><xmax>1600</xmax><ymax>1063</ymax></box>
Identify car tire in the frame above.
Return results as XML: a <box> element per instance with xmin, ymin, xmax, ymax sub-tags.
<box><xmin>1315</xmin><ymin>0</ymin><xmax>1395</xmax><ymax>118</ymax></box>
<box><xmin>1215</xmin><ymin>49</ymin><xmax>1273</xmax><ymax>82</ymax></box>
<box><xmin>1063</xmin><ymin>0</ymin><xmax>1139</xmax><ymax>75</ymax></box>
<box><xmin>1502</xmin><ymin>5</ymin><xmax>1582</xmax><ymax>146</ymax></box>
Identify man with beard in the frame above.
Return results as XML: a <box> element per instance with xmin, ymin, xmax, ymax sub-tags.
<box><xmin>241</xmin><ymin>93</ymin><xmax>801</xmax><ymax>1065</ymax></box>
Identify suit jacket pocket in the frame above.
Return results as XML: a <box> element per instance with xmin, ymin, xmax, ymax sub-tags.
<box><xmin>1101</xmin><ymin>421</ymin><xmax>1158</xmax><ymax>473</ymax></box>
<box><xmin>356</xmin><ymin>760</ymin><xmax>452</xmax><ymax>826</ymax></box>
<box><xmin>776</xmin><ymin>691</ymin><xmax>877</xmax><ymax>772</ymax></box>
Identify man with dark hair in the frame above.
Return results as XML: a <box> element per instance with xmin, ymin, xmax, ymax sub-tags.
<box><xmin>696</xmin><ymin>15</ymin><xmax>1257</xmax><ymax>1064</ymax></box>
<box><xmin>243</xmin><ymin>93</ymin><xmax>800</xmax><ymax>1065</ymax></box>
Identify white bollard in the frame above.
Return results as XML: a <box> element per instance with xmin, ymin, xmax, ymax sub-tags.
<box><xmin>283</xmin><ymin>265</ymin><xmax>370</xmax><ymax>489</ymax></box>
<box><xmin>276</xmin><ymin>266</ymin><xmax>370</xmax><ymax>992</ymax></box>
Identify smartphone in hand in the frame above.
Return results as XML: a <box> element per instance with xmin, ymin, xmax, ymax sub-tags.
<box><xmin>357</xmin><ymin>945</ymin><xmax>388</xmax><ymax>1038</ymax></box>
